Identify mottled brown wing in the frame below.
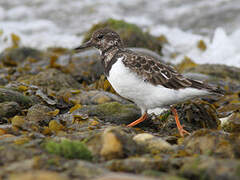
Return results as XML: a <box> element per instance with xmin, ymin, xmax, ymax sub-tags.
<box><xmin>121</xmin><ymin>50</ymin><xmax>192</xmax><ymax>90</ymax></box>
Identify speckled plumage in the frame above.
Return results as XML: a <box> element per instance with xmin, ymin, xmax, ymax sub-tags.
<box><xmin>79</xmin><ymin>28</ymin><xmax>221</xmax><ymax>94</ymax></box>
<box><xmin>74</xmin><ymin>28</ymin><xmax>224</xmax><ymax>136</ymax></box>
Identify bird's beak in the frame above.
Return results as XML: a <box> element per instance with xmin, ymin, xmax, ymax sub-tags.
<box><xmin>74</xmin><ymin>40</ymin><xmax>93</xmax><ymax>52</ymax></box>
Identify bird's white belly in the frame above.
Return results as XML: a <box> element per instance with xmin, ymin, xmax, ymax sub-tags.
<box><xmin>107</xmin><ymin>59</ymin><xmax>209</xmax><ymax>111</ymax></box>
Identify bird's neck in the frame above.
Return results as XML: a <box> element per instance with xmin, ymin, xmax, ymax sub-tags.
<box><xmin>101</xmin><ymin>46</ymin><xmax>123</xmax><ymax>76</ymax></box>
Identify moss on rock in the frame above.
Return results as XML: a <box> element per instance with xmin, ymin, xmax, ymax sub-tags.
<box><xmin>0</xmin><ymin>88</ymin><xmax>33</xmax><ymax>108</ymax></box>
<box><xmin>45</xmin><ymin>139</ymin><xmax>92</xmax><ymax>160</ymax></box>
<box><xmin>74</xmin><ymin>102</ymin><xmax>141</xmax><ymax>125</ymax></box>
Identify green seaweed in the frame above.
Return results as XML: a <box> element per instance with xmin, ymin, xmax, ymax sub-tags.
<box><xmin>45</xmin><ymin>139</ymin><xmax>92</xmax><ymax>160</ymax></box>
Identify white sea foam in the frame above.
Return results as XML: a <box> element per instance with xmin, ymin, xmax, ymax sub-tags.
<box><xmin>151</xmin><ymin>26</ymin><xmax>240</xmax><ymax>67</ymax></box>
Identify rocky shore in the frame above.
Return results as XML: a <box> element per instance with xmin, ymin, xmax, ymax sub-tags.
<box><xmin>0</xmin><ymin>19</ymin><xmax>240</xmax><ymax>180</ymax></box>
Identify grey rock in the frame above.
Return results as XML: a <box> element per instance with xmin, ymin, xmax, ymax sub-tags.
<box><xmin>180</xmin><ymin>156</ymin><xmax>240</xmax><ymax>180</ymax></box>
<box><xmin>27</xmin><ymin>104</ymin><xmax>52</xmax><ymax>124</ymax></box>
<box><xmin>73</xmin><ymin>102</ymin><xmax>140</xmax><ymax>125</ymax></box>
<box><xmin>17</xmin><ymin>68</ymin><xmax>81</xmax><ymax>92</ymax></box>
<box><xmin>0</xmin><ymin>88</ymin><xmax>33</xmax><ymax>108</ymax></box>
<box><xmin>133</xmin><ymin>133</ymin><xmax>173</xmax><ymax>154</ymax></box>
<box><xmin>0</xmin><ymin>101</ymin><xmax>20</xmax><ymax>120</ymax></box>
<box><xmin>0</xmin><ymin>47</ymin><xmax>43</xmax><ymax>66</ymax></box>
<box><xmin>70</xmin><ymin>90</ymin><xmax>129</xmax><ymax>105</ymax></box>
<box><xmin>86</xmin><ymin>126</ymin><xmax>138</xmax><ymax>160</ymax></box>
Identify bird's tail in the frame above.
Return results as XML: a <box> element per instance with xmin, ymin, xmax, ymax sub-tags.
<box><xmin>188</xmin><ymin>79</ymin><xmax>225</xmax><ymax>95</ymax></box>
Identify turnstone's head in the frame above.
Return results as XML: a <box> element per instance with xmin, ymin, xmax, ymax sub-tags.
<box><xmin>75</xmin><ymin>28</ymin><xmax>123</xmax><ymax>54</ymax></box>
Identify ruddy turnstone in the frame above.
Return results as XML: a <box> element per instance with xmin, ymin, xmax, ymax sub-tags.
<box><xmin>74</xmin><ymin>28</ymin><xmax>223</xmax><ymax>137</ymax></box>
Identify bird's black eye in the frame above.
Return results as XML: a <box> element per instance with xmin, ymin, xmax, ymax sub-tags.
<box><xmin>97</xmin><ymin>34</ymin><xmax>104</xmax><ymax>40</ymax></box>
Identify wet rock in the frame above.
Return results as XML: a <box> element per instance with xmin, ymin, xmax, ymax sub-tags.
<box><xmin>0</xmin><ymin>47</ymin><xmax>43</xmax><ymax>66</ymax></box>
<box><xmin>9</xmin><ymin>170</ymin><xmax>69</xmax><ymax>180</ymax></box>
<box><xmin>64</xmin><ymin>160</ymin><xmax>107</xmax><ymax>179</ymax></box>
<box><xmin>133</xmin><ymin>133</ymin><xmax>173</xmax><ymax>154</ymax></box>
<box><xmin>69</xmin><ymin>90</ymin><xmax>129</xmax><ymax>105</ymax></box>
<box><xmin>18</xmin><ymin>68</ymin><xmax>81</xmax><ymax>92</ymax></box>
<box><xmin>221</xmin><ymin>113</ymin><xmax>240</xmax><ymax>132</ymax></box>
<box><xmin>141</xmin><ymin>171</ymin><xmax>186</xmax><ymax>180</ymax></box>
<box><xmin>182</xmin><ymin>129</ymin><xmax>240</xmax><ymax>158</ymax></box>
<box><xmin>95</xmin><ymin>173</ymin><xmax>158</xmax><ymax>180</ymax></box>
<box><xmin>67</xmin><ymin>49</ymin><xmax>103</xmax><ymax>83</ymax></box>
<box><xmin>183</xmin><ymin>64</ymin><xmax>240</xmax><ymax>83</ymax></box>
<box><xmin>0</xmin><ymin>101</ymin><xmax>20</xmax><ymax>121</ymax></box>
<box><xmin>177</xmin><ymin>100</ymin><xmax>220</xmax><ymax>130</ymax></box>
<box><xmin>73</xmin><ymin>102</ymin><xmax>140</xmax><ymax>125</ymax></box>
<box><xmin>0</xmin><ymin>88</ymin><xmax>34</xmax><ymax>108</ymax></box>
<box><xmin>48</xmin><ymin>120</ymin><xmax>64</xmax><ymax>133</ymax></box>
<box><xmin>11</xmin><ymin>115</ymin><xmax>25</xmax><ymax>128</ymax></box>
<box><xmin>86</xmin><ymin>126</ymin><xmax>138</xmax><ymax>160</ymax></box>
<box><xmin>0</xmin><ymin>144</ymin><xmax>41</xmax><ymax>165</ymax></box>
<box><xmin>104</xmin><ymin>157</ymin><xmax>172</xmax><ymax>173</ymax></box>
<box><xmin>2</xmin><ymin>159</ymin><xmax>35</xmax><ymax>174</ymax></box>
<box><xmin>27</xmin><ymin>104</ymin><xmax>52</xmax><ymax>125</ymax></box>
<box><xmin>0</xmin><ymin>76</ymin><xmax>8</xmax><ymax>86</ymax></box>
<box><xmin>100</xmin><ymin>127</ymin><xmax>137</xmax><ymax>160</ymax></box>
<box><xmin>83</xmin><ymin>18</ymin><xmax>163</xmax><ymax>55</ymax></box>
<box><xmin>216</xmin><ymin>93</ymin><xmax>240</xmax><ymax>118</ymax></box>
<box><xmin>179</xmin><ymin>156</ymin><xmax>240</xmax><ymax>180</ymax></box>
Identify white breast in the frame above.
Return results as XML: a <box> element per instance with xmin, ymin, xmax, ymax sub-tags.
<box><xmin>107</xmin><ymin>57</ymin><xmax>210</xmax><ymax>112</ymax></box>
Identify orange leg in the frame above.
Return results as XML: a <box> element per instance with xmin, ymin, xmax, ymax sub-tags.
<box><xmin>171</xmin><ymin>107</ymin><xmax>190</xmax><ymax>137</ymax></box>
<box><xmin>127</xmin><ymin>112</ymin><xmax>148</xmax><ymax>127</ymax></box>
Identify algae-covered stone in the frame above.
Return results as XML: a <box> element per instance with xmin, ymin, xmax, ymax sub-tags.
<box><xmin>0</xmin><ymin>47</ymin><xmax>43</xmax><ymax>66</ymax></box>
<box><xmin>9</xmin><ymin>170</ymin><xmax>69</xmax><ymax>180</ymax></box>
<box><xmin>63</xmin><ymin>160</ymin><xmax>107</xmax><ymax>179</ymax></box>
<box><xmin>83</xmin><ymin>18</ymin><xmax>163</xmax><ymax>55</ymax></box>
<box><xmin>0</xmin><ymin>101</ymin><xmax>20</xmax><ymax>120</ymax></box>
<box><xmin>158</xmin><ymin>100</ymin><xmax>220</xmax><ymax>136</ymax></box>
<box><xmin>48</xmin><ymin>120</ymin><xmax>64</xmax><ymax>133</ymax></box>
<box><xmin>45</xmin><ymin>139</ymin><xmax>92</xmax><ymax>160</ymax></box>
<box><xmin>222</xmin><ymin>113</ymin><xmax>240</xmax><ymax>132</ymax></box>
<box><xmin>67</xmin><ymin>49</ymin><xmax>103</xmax><ymax>84</ymax></box>
<box><xmin>74</xmin><ymin>102</ymin><xmax>141</xmax><ymax>125</ymax></box>
<box><xmin>86</xmin><ymin>126</ymin><xmax>137</xmax><ymax>160</ymax></box>
<box><xmin>105</xmin><ymin>157</ymin><xmax>170</xmax><ymax>173</ymax></box>
<box><xmin>95</xmin><ymin>173</ymin><xmax>160</xmax><ymax>180</ymax></box>
<box><xmin>100</xmin><ymin>127</ymin><xmax>137</xmax><ymax>160</ymax></box>
<box><xmin>183</xmin><ymin>64</ymin><xmax>240</xmax><ymax>82</ymax></box>
<box><xmin>183</xmin><ymin>129</ymin><xmax>240</xmax><ymax>158</ymax></box>
<box><xmin>177</xmin><ymin>100</ymin><xmax>220</xmax><ymax>130</ymax></box>
<box><xmin>27</xmin><ymin>104</ymin><xmax>52</xmax><ymax>124</ymax></box>
<box><xmin>18</xmin><ymin>68</ymin><xmax>81</xmax><ymax>91</ymax></box>
<box><xmin>0</xmin><ymin>88</ymin><xmax>33</xmax><ymax>108</ymax></box>
<box><xmin>179</xmin><ymin>156</ymin><xmax>240</xmax><ymax>180</ymax></box>
<box><xmin>11</xmin><ymin>116</ymin><xmax>25</xmax><ymax>128</ymax></box>
<box><xmin>133</xmin><ymin>133</ymin><xmax>173</xmax><ymax>154</ymax></box>
<box><xmin>69</xmin><ymin>90</ymin><xmax>129</xmax><ymax>105</ymax></box>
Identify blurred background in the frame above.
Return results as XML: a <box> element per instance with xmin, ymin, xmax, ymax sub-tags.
<box><xmin>1</xmin><ymin>2</ymin><xmax>240</xmax><ymax>180</ymax></box>
<box><xmin>0</xmin><ymin>0</ymin><xmax>240</xmax><ymax>66</ymax></box>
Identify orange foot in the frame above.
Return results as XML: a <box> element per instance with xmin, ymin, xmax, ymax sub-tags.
<box><xmin>171</xmin><ymin>107</ymin><xmax>190</xmax><ymax>137</ymax></box>
<box><xmin>127</xmin><ymin>112</ymin><xmax>148</xmax><ymax>127</ymax></box>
